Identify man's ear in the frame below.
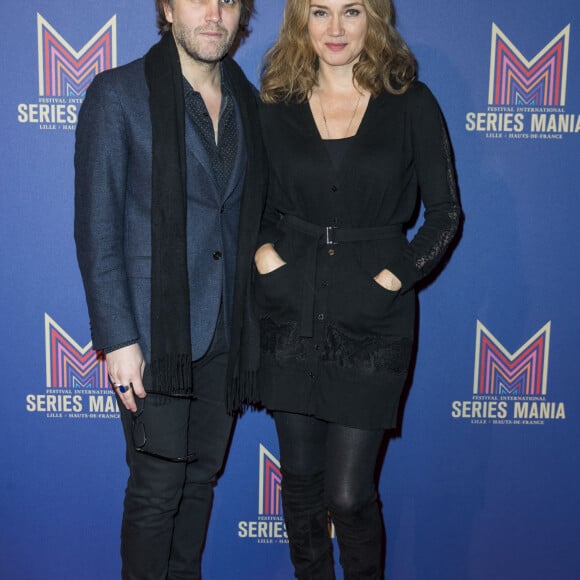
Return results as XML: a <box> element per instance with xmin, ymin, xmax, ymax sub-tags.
<box><xmin>163</xmin><ymin>0</ymin><xmax>174</xmax><ymax>25</ymax></box>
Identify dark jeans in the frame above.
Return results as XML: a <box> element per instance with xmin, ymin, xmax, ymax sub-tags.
<box><xmin>274</xmin><ymin>412</ymin><xmax>386</xmax><ymax>580</ymax></box>
<box><xmin>119</xmin><ymin>351</ymin><xmax>233</xmax><ymax>580</ymax></box>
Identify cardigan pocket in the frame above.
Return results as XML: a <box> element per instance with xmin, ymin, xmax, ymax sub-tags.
<box><xmin>332</xmin><ymin>246</ymin><xmax>402</xmax><ymax>336</ymax></box>
<box><xmin>367</xmin><ymin>275</ymin><xmax>401</xmax><ymax>299</ymax></box>
<box><xmin>358</xmin><ymin>270</ymin><xmax>400</xmax><ymax>312</ymax></box>
<box><xmin>254</xmin><ymin>231</ymin><xmax>301</xmax><ymax>320</ymax></box>
<box><xmin>254</xmin><ymin>262</ymin><xmax>301</xmax><ymax>322</ymax></box>
<box><xmin>353</xmin><ymin>240</ymin><xmax>401</xmax><ymax>301</ymax></box>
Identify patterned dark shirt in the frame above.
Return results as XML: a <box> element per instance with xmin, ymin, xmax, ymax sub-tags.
<box><xmin>183</xmin><ymin>72</ymin><xmax>238</xmax><ymax>196</ymax></box>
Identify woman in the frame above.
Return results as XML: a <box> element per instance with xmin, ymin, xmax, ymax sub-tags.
<box><xmin>253</xmin><ymin>0</ymin><xmax>461</xmax><ymax>577</ymax></box>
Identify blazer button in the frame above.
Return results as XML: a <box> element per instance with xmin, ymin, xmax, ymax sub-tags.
<box><xmin>213</xmin><ymin>251</ymin><xmax>222</xmax><ymax>260</ymax></box>
<box><xmin>331</xmin><ymin>185</ymin><xmax>338</xmax><ymax>192</ymax></box>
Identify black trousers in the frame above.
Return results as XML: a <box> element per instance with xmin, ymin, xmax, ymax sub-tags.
<box><xmin>274</xmin><ymin>412</ymin><xmax>386</xmax><ymax>580</ymax></box>
<box><xmin>118</xmin><ymin>350</ymin><xmax>233</xmax><ymax>580</ymax></box>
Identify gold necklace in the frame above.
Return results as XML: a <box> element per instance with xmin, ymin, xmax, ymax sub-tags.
<box><xmin>317</xmin><ymin>91</ymin><xmax>363</xmax><ymax>139</ymax></box>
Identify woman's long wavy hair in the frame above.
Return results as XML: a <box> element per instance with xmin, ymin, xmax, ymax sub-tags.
<box><xmin>261</xmin><ymin>0</ymin><xmax>416</xmax><ymax>104</ymax></box>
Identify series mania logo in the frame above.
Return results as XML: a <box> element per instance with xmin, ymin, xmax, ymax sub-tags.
<box><xmin>17</xmin><ymin>14</ymin><xmax>116</xmax><ymax>131</ymax></box>
<box><xmin>237</xmin><ymin>444</ymin><xmax>335</xmax><ymax>543</ymax></box>
<box><xmin>237</xmin><ymin>444</ymin><xmax>288</xmax><ymax>543</ymax></box>
<box><xmin>25</xmin><ymin>314</ymin><xmax>119</xmax><ymax>419</ymax></box>
<box><xmin>451</xmin><ymin>321</ymin><xmax>566</xmax><ymax>425</ymax></box>
<box><xmin>466</xmin><ymin>23</ymin><xmax>579</xmax><ymax>140</ymax></box>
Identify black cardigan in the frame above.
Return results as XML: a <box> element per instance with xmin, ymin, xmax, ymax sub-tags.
<box><xmin>258</xmin><ymin>82</ymin><xmax>461</xmax><ymax>293</ymax></box>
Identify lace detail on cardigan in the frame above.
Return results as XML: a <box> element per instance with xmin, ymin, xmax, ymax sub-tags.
<box><xmin>260</xmin><ymin>318</ymin><xmax>309</xmax><ymax>362</ymax></box>
<box><xmin>415</xmin><ymin>114</ymin><xmax>461</xmax><ymax>273</ymax></box>
<box><xmin>260</xmin><ymin>317</ymin><xmax>412</xmax><ymax>375</ymax></box>
<box><xmin>322</xmin><ymin>325</ymin><xmax>412</xmax><ymax>374</ymax></box>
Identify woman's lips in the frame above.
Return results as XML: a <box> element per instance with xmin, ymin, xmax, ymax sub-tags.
<box><xmin>325</xmin><ymin>43</ymin><xmax>348</xmax><ymax>52</ymax></box>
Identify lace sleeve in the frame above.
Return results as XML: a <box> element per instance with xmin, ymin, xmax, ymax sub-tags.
<box><xmin>414</xmin><ymin>113</ymin><xmax>461</xmax><ymax>274</ymax></box>
<box><xmin>389</xmin><ymin>83</ymin><xmax>462</xmax><ymax>290</ymax></box>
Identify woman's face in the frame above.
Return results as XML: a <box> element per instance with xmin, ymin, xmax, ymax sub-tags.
<box><xmin>307</xmin><ymin>0</ymin><xmax>368</xmax><ymax>70</ymax></box>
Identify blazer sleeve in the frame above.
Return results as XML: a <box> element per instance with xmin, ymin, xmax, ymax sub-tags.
<box><xmin>74</xmin><ymin>72</ymin><xmax>140</xmax><ymax>351</ymax></box>
<box><xmin>387</xmin><ymin>82</ymin><xmax>462</xmax><ymax>291</ymax></box>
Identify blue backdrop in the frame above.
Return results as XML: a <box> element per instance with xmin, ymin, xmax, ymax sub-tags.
<box><xmin>1</xmin><ymin>1</ymin><xmax>579</xmax><ymax>579</ymax></box>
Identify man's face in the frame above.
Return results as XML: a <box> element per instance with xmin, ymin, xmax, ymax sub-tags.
<box><xmin>165</xmin><ymin>0</ymin><xmax>242</xmax><ymax>65</ymax></box>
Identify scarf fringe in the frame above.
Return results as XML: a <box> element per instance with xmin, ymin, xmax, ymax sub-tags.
<box><xmin>148</xmin><ymin>354</ymin><xmax>194</xmax><ymax>395</ymax></box>
<box><xmin>226</xmin><ymin>370</ymin><xmax>259</xmax><ymax>415</ymax></box>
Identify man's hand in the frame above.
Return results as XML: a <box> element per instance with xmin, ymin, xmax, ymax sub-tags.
<box><xmin>254</xmin><ymin>243</ymin><xmax>286</xmax><ymax>274</ymax></box>
<box><xmin>106</xmin><ymin>343</ymin><xmax>146</xmax><ymax>412</ymax></box>
<box><xmin>373</xmin><ymin>269</ymin><xmax>402</xmax><ymax>292</ymax></box>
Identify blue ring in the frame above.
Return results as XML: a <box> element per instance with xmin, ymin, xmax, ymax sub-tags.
<box><xmin>118</xmin><ymin>385</ymin><xmax>128</xmax><ymax>394</ymax></box>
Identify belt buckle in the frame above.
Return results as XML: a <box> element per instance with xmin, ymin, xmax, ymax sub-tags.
<box><xmin>325</xmin><ymin>226</ymin><xmax>337</xmax><ymax>245</ymax></box>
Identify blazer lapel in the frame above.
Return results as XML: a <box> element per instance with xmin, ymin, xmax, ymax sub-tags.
<box><xmin>184</xmin><ymin>114</ymin><xmax>220</xmax><ymax>194</ymax></box>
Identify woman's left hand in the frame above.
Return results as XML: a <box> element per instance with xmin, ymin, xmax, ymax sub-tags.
<box><xmin>373</xmin><ymin>269</ymin><xmax>402</xmax><ymax>292</ymax></box>
<box><xmin>254</xmin><ymin>243</ymin><xmax>287</xmax><ymax>274</ymax></box>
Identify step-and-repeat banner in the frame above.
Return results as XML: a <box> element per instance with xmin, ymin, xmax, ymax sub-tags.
<box><xmin>1</xmin><ymin>2</ymin><xmax>579</xmax><ymax>579</ymax></box>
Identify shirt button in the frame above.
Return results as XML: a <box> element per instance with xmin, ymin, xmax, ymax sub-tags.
<box><xmin>317</xmin><ymin>313</ymin><xmax>325</xmax><ymax>321</ymax></box>
<box><xmin>213</xmin><ymin>251</ymin><xmax>222</xmax><ymax>260</ymax></box>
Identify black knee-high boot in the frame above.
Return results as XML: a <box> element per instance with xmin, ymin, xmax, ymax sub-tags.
<box><xmin>281</xmin><ymin>469</ymin><xmax>335</xmax><ymax>580</ymax></box>
<box><xmin>331</xmin><ymin>498</ymin><xmax>384</xmax><ymax>580</ymax></box>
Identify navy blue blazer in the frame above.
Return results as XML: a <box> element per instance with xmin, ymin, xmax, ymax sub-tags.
<box><xmin>75</xmin><ymin>56</ymin><xmax>265</xmax><ymax>368</ymax></box>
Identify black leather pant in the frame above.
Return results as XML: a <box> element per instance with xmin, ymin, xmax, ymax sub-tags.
<box><xmin>274</xmin><ymin>412</ymin><xmax>386</xmax><ymax>580</ymax></box>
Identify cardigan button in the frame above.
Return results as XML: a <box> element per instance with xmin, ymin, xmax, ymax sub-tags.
<box><xmin>212</xmin><ymin>251</ymin><xmax>222</xmax><ymax>260</ymax></box>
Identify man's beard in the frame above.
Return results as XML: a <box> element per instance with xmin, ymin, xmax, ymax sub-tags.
<box><xmin>173</xmin><ymin>24</ymin><xmax>237</xmax><ymax>64</ymax></box>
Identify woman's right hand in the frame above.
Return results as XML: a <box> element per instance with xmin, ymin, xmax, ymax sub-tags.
<box><xmin>254</xmin><ymin>243</ymin><xmax>287</xmax><ymax>274</ymax></box>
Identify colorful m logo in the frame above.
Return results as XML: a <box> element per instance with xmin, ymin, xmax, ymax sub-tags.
<box><xmin>489</xmin><ymin>23</ymin><xmax>570</xmax><ymax>106</ymax></box>
<box><xmin>45</xmin><ymin>314</ymin><xmax>108</xmax><ymax>389</ymax></box>
<box><xmin>258</xmin><ymin>444</ymin><xmax>283</xmax><ymax>516</ymax></box>
<box><xmin>473</xmin><ymin>321</ymin><xmax>550</xmax><ymax>396</ymax></box>
<box><xmin>37</xmin><ymin>13</ymin><xmax>117</xmax><ymax>97</ymax></box>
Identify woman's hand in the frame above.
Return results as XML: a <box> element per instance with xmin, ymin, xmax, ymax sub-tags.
<box><xmin>254</xmin><ymin>243</ymin><xmax>287</xmax><ymax>274</ymax></box>
<box><xmin>373</xmin><ymin>269</ymin><xmax>402</xmax><ymax>292</ymax></box>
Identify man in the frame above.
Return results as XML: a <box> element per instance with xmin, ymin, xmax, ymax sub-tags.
<box><xmin>74</xmin><ymin>1</ymin><xmax>265</xmax><ymax>578</ymax></box>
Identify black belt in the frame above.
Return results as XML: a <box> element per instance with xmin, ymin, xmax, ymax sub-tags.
<box><xmin>279</xmin><ymin>214</ymin><xmax>402</xmax><ymax>337</ymax></box>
